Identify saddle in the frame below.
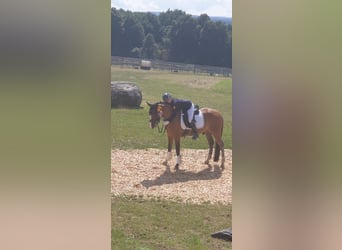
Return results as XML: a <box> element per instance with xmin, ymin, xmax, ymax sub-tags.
<box><xmin>181</xmin><ymin>104</ymin><xmax>200</xmax><ymax>126</ymax></box>
<box><xmin>180</xmin><ymin>105</ymin><xmax>204</xmax><ymax>130</ymax></box>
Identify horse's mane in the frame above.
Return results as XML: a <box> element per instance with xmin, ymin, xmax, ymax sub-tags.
<box><xmin>150</xmin><ymin>101</ymin><xmax>172</xmax><ymax>110</ymax></box>
<box><xmin>148</xmin><ymin>101</ymin><xmax>162</xmax><ymax>114</ymax></box>
<box><xmin>148</xmin><ymin>101</ymin><xmax>177</xmax><ymax>120</ymax></box>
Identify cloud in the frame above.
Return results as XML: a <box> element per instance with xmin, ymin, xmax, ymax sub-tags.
<box><xmin>199</xmin><ymin>3</ymin><xmax>232</xmax><ymax>17</ymax></box>
<box><xmin>111</xmin><ymin>0</ymin><xmax>161</xmax><ymax>12</ymax></box>
<box><xmin>111</xmin><ymin>0</ymin><xmax>232</xmax><ymax>17</ymax></box>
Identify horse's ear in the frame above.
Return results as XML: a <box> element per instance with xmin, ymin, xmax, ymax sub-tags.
<box><xmin>146</xmin><ymin>102</ymin><xmax>152</xmax><ymax>107</ymax></box>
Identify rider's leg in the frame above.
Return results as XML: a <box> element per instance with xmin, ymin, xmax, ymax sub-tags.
<box><xmin>187</xmin><ymin>105</ymin><xmax>198</xmax><ymax>139</ymax></box>
<box><xmin>182</xmin><ymin>109</ymin><xmax>191</xmax><ymax>128</ymax></box>
<box><xmin>190</xmin><ymin>119</ymin><xmax>198</xmax><ymax>139</ymax></box>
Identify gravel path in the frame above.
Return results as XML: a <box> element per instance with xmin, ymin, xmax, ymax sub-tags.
<box><xmin>111</xmin><ymin>148</ymin><xmax>232</xmax><ymax>204</ymax></box>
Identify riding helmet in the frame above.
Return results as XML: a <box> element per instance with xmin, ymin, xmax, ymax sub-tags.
<box><xmin>162</xmin><ymin>92</ymin><xmax>171</xmax><ymax>101</ymax></box>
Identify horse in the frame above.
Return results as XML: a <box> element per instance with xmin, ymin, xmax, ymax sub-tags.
<box><xmin>147</xmin><ymin>101</ymin><xmax>225</xmax><ymax>170</ymax></box>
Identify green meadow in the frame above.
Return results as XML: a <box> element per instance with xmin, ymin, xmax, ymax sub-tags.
<box><xmin>111</xmin><ymin>66</ymin><xmax>232</xmax><ymax>150</ymax></box>
<box><xmin>112</xmin><ymin>196</ymin><xmax>232</xmax><ymax>250</ymax></box>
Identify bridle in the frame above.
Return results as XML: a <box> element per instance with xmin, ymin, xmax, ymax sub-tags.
<box><xmin>149</xmin><ymin>102</ymin><xmax>164</xmax><ymax>134</ymax></box>
<box><xmin>150</xmin><ymin>102</ymin><xmax>173</xmax><ymax>134</ymax></box>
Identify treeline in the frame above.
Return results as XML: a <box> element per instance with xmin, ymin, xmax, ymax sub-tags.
<box><xmin>111</xmin><ymin>8</ymin><xmax>232</xmax><ymax>68</ymax></box>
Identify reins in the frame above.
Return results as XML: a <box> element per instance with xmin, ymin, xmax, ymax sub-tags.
<box><xmin>157</xmin><ymin>123</ymin><xmax>165</xmax><ymax>134</ymax></box>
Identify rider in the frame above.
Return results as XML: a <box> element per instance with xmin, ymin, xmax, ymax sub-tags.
<box><xmin>162</xmin><ymin>92</ymin><xmax>198</xmax><ymax>140</ymax></box>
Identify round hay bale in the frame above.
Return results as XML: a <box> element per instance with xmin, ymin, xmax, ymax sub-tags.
<box><xmin>111</xmin><ymin>81</ymin><xmax>142</xmax><ymax>108</ymax></box>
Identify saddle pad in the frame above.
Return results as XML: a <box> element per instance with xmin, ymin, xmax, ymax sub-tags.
<box><xmin>180</xmin><ymin>110</ymin><xmax>204</xmax><ymax>130</ymax></box>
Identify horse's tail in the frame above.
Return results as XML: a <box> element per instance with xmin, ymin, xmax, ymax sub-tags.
<box><xmin>213</xmin><ymin>120</ymin><xmax>224</xmax><ymax>162</ymax></box>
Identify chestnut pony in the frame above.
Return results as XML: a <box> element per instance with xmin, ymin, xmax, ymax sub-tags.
<box><xmin>147</xmin><ymin>101</ymin><xmax>225</xmax><ymax>170</ymax></box>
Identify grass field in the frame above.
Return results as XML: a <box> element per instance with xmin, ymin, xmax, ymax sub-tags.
<box><xmin>111</xmin><ymin>66</ymin><xmax>232</xmax><ymax>150</ymax></box>
<box><xmin>112</xmin><ymin>196</ymin><xmax>232</xmax><ymax>250</ymax></box>
<box><xmin>111</xmin><ymin>66</ymin><xmax>232</xmax><ymax>249</ymax></box>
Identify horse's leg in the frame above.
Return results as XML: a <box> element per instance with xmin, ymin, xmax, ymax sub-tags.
<box><xmin>213</xmin><ymin>130</ymin><xmax>225</xmax><ymax>168</ymax></box>
<box><xmin>205</xmin><ymin>132</ymin><xmax>214</xmax><ymax>164</ymax></box>
<box><xmin>216</xmin><ymin>139</ymin><xmax>225</xmax><ymax>169</ymax></box>
<box><xmin>163</xmin><ymin>135</ymin><xmax>173</xmax><ymax>166</ymax></box>
<box><xmin>174</xmin><ymin>137</ymin><xmax>181</xmax><ymax>170</ymax></box>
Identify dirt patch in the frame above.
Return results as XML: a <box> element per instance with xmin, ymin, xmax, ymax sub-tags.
<box><xmin>111</xmin><ymin>148</ymin><xmax>232</xmax><ymax>205</ymax></box>
<box><xmin>180</xmin><ymin>77</ymin><xmax>224</xmax><ymax>89</ymax></box>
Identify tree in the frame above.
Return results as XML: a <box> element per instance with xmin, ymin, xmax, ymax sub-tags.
<box><xmin>159</xmin><ymin>9</ymin><xmax>186</xmax><ymax>27</ymax></box>
<box><xmin>110</xmin><ymin>8</ymin><xmax>232</xmax><ymax>68</ymax></box>
<box><xmin>130</xmin><ymin>47</ymin><xmax>142</xmax><ymax>58</ymax></box>
<box><xmin>122</xmin><ymin>14</ymin><xmax>145</xmax><ymax>55</ymax></box>
<box><xmin>198</xmin><ymin>13</ymin><xmax>210</xmax><ymax>27</ymax></box>
<box><xmin>198</xmin><ymin>21</ymin><xmax>230</xmax><ymax>67</ymax></box>
<box><xmin>135</xmin><ymin>12</ymin><xmax>161</xmax><ymax>43</ymax></box>
<box><xmin>142</xmin><ymin>33</ymin><xmax>157</xmax><ymax>59</ymax></box>
<box><xmin>111</xmin><ymin>8</ymin><xmax>125</xmax><ymax>56</ymax></box>
<box><xmin>169</xmin><ymin>15</ymin><xmax>200</xmax><ymax>63</ymax></box>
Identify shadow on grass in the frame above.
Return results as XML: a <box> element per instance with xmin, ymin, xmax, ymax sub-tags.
<box><xmin>141</xmin><ymin>164</ymin><xmax>223</xmax><ymax>188</ymax></box>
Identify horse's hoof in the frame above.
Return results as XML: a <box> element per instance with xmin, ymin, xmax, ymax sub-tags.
<box><xmin>175</xmin><ymin>164</ymin><xmax>179</xmax><ymax>170</ymax></box>
<box><xmin>204</xmin><ymin>160</ymin><xmax>209</xmax><ymax>164</ymax></box>
<box><xmin>162</xmin><ymin>161</ymin><xmax>168</xmax><ymax>166</ymax></box>
<box><xmin>220</xmin><ymin>164</ymin><xmax>225</xmax><ymax>169</ymax></box>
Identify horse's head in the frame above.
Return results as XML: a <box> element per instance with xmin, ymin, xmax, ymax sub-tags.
<box><xmin>147</xmin><ymin>101</ymin><xmax>174</xmax><ymax>129</ymax></box>
<box><xmin>147</xmin><ymin>102</ymin><xmax>161</xmax><ymax>129</ymax></box>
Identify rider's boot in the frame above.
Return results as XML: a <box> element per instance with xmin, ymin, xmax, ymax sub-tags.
<box><xmin>190</xmin><ymin>120</ymin><xmax>198</xmax><ymax>140</ymax></box>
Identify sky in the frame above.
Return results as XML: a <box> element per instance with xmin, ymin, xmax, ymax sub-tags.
<box><xmin>111</xmin><ymin>0</ymin><xmax>232</xmax><ymax>18</ymax></box>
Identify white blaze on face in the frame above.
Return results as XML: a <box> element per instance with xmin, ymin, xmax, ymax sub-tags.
<box><xmin>149</xmin><ymin>115</ymin><xmax>152</xmax><ymax>128</ymax></box>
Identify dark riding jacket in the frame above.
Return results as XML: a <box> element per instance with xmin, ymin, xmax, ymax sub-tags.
<box><xmin>165</xmin><ymin>98</ymin><xmax>192</xmax><ymax>122</ymax></box>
